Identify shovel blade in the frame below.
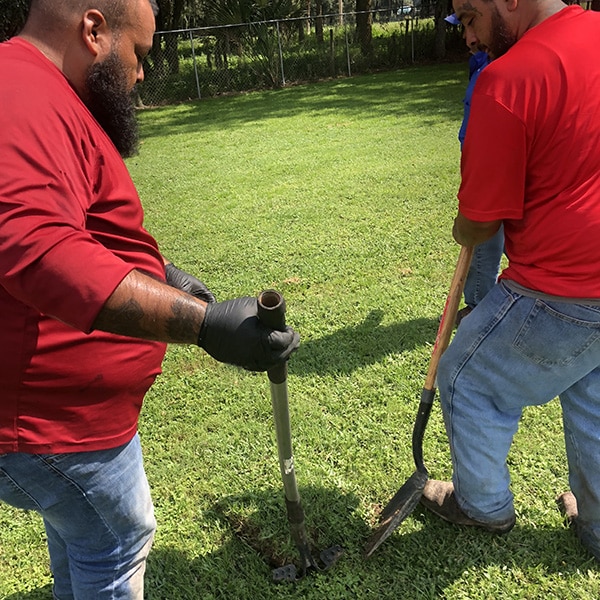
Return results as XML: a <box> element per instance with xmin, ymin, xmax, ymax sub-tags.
<box><xmin>364</xmin><ymin>470</ymin><xmax>428</xmax><ymax>558</ymax></box>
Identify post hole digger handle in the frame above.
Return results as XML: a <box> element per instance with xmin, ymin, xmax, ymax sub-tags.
<box><xmin>258</xmin><ymin>290</ymin><xmax>304</xmax><ymax>516</ymax></box>
<box><xmin>257</xmin><ymin>291</ymin><xmax>303</xmax><ymax>507</ymax></box>
<box><xmin>257</xmin><ymin>290</ymin><xmax>288</xmax><ymax>385</ymax></box>
<box><xmin>257</xmin><ymin>290</ymin><xmax>343</xmax><ymax>582</ymax></box>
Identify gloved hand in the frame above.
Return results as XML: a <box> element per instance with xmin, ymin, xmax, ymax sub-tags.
<box><xmin>165</xmin><ymin>262</ymin><xmax>216</xmax><ymax>303</ymax></box>
<box><xmin>198</xmin><ymin>296</ymin><xmax>300</xmax><ymax>371</ymax></box>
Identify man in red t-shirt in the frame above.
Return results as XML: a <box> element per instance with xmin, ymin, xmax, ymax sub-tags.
<box><xmin>418</xmin><ymin>0</ymin><xmax>600</xmax><ymax>563</ymax></box>
<box><xmin>0</xmin><ymin>1</ymin><xmax>299</xmax><ymax>597</ymax></box>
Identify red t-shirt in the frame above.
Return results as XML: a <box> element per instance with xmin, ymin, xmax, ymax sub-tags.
<box><xmin>0</xmin><ymin>39</ymin><xmax>167</xmax><ymax>453</ymax></box>
<box><xmin>459</xmin><ymin>6</ymin><xmax>600</xmax><ymax>297</ymax></box>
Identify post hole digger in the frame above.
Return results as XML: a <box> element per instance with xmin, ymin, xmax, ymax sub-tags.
<box><xmin>364</xmin><ymin>245</ymin><xmax>474</xmax><ymax>557</ymax></box>
<box><xmin>257</xmin><ymin>289</ymin><xmax>344</xmax><ymax>582</ymax></box>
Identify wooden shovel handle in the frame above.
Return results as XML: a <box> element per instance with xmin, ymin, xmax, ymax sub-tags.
<box><xmin>423</xmin><ymin>246</ymin><xmax>474</xmax><ymax>392</ymax></box>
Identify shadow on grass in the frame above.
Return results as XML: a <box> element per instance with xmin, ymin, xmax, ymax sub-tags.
<box><xmin>289</xmin><ymin>311</ymin><xmax>439</xmax><ymax>376</ymax></box>
<box><xmin>3</xmin><ymin>585</ymin><xmax>54</xmax><ymax>600</ymax></box>
<box><xmin>147</xmin><ymin>505</ymin><xmax>597</xmax><ymax>600</ymax></box>
<box><xmin>138</xmin><ymin>64</ymin><xmax>466</xmax><ymax>141</ymax></box>
<box><xmin>142</xmin><ymin>497</ymin><xmax>596</xmax><ymax>599</ymax></box>
<box><xmin>208</xmin><ymin>486</ymin><xmax>359</xmax><ymax>569</ymax></box>
<box><xmin>146</xmin><ymin>485</ymin><xmax>365</xmax><ymax>599</ymax></box>
<box><xmin>5</xmin><ymin>499</ymin><xmax>596</xmax><ymax>599</ymax></box>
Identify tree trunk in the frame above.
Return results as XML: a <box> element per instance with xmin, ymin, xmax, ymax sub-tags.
<box><xmin>163</xmin><ymin>0</ymin><xmax>185</xmax><ymax>74</ymax></box>
<box><xmin>592</xmin><ymin>0</ymin><xmax>600</xmax><ymax>11</ymax></box>
<box><xmin>315</xmin><ymin>0</ymin><xmax>324</xmax><ymax>44</ymax></box>
<box><xmin>434</xmin><ymin>0</ymin><xmax>447</xmax><ymax>60</ymax></box>
<box><xmin>172</xmin><ymin>0</ymin><xmax>185</xmax><ymax>27</ymax></box>
<box><xmin>149</xmin><ymin>0</ymin><xmax>170</xmax><ymax>77</ymax></box>
<box><xmin>355</xmin><ymin>0</ymin><xmax>373</xmax><ymax>57</ymax></box>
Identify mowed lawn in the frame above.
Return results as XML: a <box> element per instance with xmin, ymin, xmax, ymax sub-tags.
<box><xmin>1</xmin><ymin>64</ymin><xmax>598</xmax><ymax>600</ymax></box>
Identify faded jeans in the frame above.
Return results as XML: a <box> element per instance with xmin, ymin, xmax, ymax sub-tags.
<box><xmin>463</xmin><ymin>225</ymin><xmax>504</xmax><ymax>308</ymax></box>
<box><xmin>438</xmin><ymin>281</ymin><xmax>600</xmax><ymax>560</ymax></box>
<box><xmin>0</xmin><ymin>434</ymin><xmax>156</xmax><ymax>599</ymax></box>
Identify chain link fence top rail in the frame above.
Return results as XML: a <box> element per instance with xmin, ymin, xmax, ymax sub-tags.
<box><xmin>138</xmin><ymin>7</ymin><xmax>460</xmax><ymax>106</ymax></box>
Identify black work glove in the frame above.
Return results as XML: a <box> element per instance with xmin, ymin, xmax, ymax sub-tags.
<box><xmin>165</xmin><ymin>262</ymin><xmax>216</xmax><ymax>303</ymax></box>
<box><xmin>198</xmin><ymin>296</ymin><xmax>300</xmax><ymax>371</ymax></box>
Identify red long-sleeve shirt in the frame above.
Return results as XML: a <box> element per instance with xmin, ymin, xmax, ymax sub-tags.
<box><xmin>0</xmin><ymin>38</ymin><xmax>167</xmax><ymax>453</ymax></box>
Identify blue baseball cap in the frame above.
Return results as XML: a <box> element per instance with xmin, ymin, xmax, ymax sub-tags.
<box><xmin>445</xmin><ymin>13</ymin><xmax>461</xmax><ymax>25</ymax></box>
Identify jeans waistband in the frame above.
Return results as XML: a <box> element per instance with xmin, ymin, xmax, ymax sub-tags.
<box><xmin>503</xmin><ymin>279</ymin><xmax>600</xmax><ymax>306</ymax></box>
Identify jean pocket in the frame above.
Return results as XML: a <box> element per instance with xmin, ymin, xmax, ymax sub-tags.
<box><xmin>514</xmin><ymin>300</ymin><xmax>600</xmax><ymax>367</ymax></box>
<box><xmin>0</xmin><ymin>468</ymin><xmax>43</xmax><ymax>512</ymax></box>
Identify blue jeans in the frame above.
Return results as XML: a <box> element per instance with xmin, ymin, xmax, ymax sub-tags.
<box><xmin>463</xmin><ymin>225</ymin><xmax>504</xmax><ymax>308</ymax></box>
<box><xmin>438</xmin><ymin>281</ymin><xmax>600</xmax><ymax>560</ymax></box>
<box><xmin>0</xmin><ymin>434</ymin><xmax>156</xmax><ymax>599</ymax></box>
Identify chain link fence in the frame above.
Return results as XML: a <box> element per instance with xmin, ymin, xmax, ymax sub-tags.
<box><xmin>138</xmin><ymin>7</ymin><xmax>461</xmax><ymax>106</ymax></box>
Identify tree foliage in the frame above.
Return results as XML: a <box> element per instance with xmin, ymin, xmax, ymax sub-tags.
<box><xmin>0</xmin><ymin>1</ymin><xmax>382</xmax><ymax>45</ymax></box>
<box><xmin>203</xmin><ymin>0</ymin><xmax>304</xmax><ymax>25</ymax></box>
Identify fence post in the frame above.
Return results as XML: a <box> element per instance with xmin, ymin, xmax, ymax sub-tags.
<box><xmin>188</xmin><ymin>30</ymin><xmax>201</xmax><ymax>99</ymax></box>
<box><xmin>410</xmin><ymin>18</ymin><xmax>415</xmax><ymax>63</ymax></box>
<box><xmin>276</xmin><ymin>20</ymin><xmax>286</xmax><ymax>86</ymax></box>
<box><xmin>344</xmin><ymin>20</ymin><xmax>352</xmax><ymax>77</ymax></box>
<box><xmin>329</xmin><ymin>28</ymin><xmax>335</xmax><ymax>77</ymax></box>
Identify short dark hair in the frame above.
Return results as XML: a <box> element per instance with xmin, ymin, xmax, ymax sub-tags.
<box><xmin>28</xmin><ymin>0</ymin><xmax>158</xmax><ymax>31</ymax></box>
<box><xmin>103</xmin><ymin>0</ymin><xmax>159</xmax><ymax>27</ymax></box>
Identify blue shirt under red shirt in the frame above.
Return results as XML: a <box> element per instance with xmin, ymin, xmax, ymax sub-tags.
<box><xmin>459</xmin><ymin>6</ymin><xmax>600</xmax><ymax>298</ymax></box>
<box><xmin>458</xmin><ymin>50</ymin><xmax>489</xmax><ymax>149</ymax></box>
<box><xmin>0</xmin><ymin>38</ymin><xmax>167</xmax><ymax>453</ymax></box>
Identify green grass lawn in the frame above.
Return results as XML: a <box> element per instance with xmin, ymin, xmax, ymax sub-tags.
<box><xmin>1</xmin><ymin>64</ymin><xmax>599</xmax><ymax>599</ymax></box>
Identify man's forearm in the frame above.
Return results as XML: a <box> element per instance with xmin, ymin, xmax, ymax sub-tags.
<box><xmin>92</xmin><ymin>269</ymin><xmax>206</xmax><ymax>344</ymax></box>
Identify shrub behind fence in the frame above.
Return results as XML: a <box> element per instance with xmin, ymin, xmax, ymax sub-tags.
<box><xmin>138</xmin><ymin>9</ymin><xmax>463</xmax><ymax>106</ymax></box>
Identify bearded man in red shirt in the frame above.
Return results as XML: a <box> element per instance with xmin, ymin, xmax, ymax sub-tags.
<box><xmin>419</xmin><ymin>0</ymin><xmax>600</xmax><ymax>564</ymax></box>
<box><xmin>0</xmin><ymin>1</ymin><xmax>299</xmax><ymax>597</ymax></box>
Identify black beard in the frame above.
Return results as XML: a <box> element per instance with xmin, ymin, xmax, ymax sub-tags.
<box><xmin>489</xmin><ymin>7</ymin><xmax>518</xmax><ymax>59</ymax></box>
<box><xmin>84</xmin><ymin>53</ymin><xmax>140</xmax><ymax>158</ymax></box>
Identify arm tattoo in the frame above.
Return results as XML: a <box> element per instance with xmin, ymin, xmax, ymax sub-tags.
<box><xmin>167</xmin><ymin>295</ymin><xmax>200</xmax><ymax>342</ymax></box>
<box><xmin>93</xmin><ymin>270</ymin><xmax>203</xmax><ymax>343</ymax></box>
<box><xmin>98</xmin><ymin>298</ymin><xmax>156</xmax><ymax>339</ymax></box>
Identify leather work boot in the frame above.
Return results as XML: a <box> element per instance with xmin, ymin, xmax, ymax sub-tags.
<box><xmin>455</xmin><ymin>306</ymin><xmax>473</xmax><ymax>327</ymax></box>
<box><xmin>556</xmin><ymin>490</ymin><xmax>579</xmax><ymax>525</ymax></box>
<box><xmin>420</xmin><ymin>480</ymin><xmax>516</xmax><ymax>534</ymax></box>
<box><xmin>556</xmin><ymin>491</ymin><xmax>600</xmax><ymax>563</ymax></box>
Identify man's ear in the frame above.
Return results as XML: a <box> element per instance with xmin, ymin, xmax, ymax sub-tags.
<box><xmin>81</xmin><ymin>9</ymin><xmax>112</xmax><ymax>58</ymax></box>
<box><xmin>506</xmin><ymin>0</ymin><xmax>519</xmax><ymax>12</ymax></box>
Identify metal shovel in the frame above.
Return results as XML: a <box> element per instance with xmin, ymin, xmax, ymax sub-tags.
<box><xmin>257</xmin><ymin>290</ymin><xmax>344</xmax><ymax>582</ymax></box>
<box><xmin>364</xmin><ymin>245</ymin><xmax>474</xmax><ymax>557</ymax></box>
